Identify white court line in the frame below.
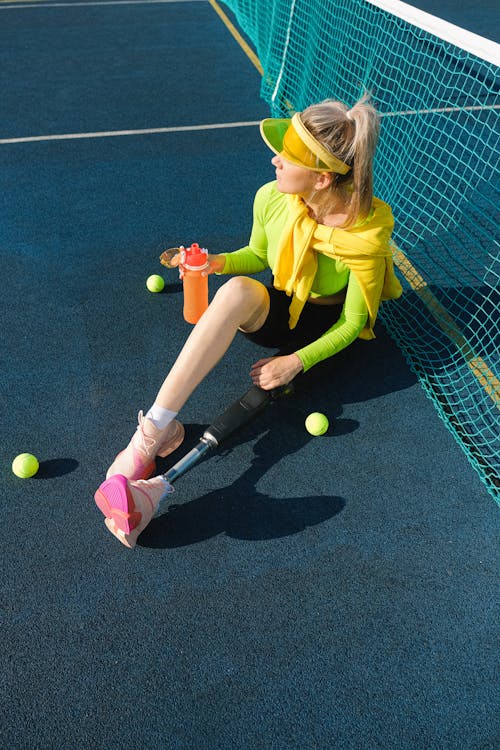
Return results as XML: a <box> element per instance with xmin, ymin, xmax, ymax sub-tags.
<box><xmin>0</xmin><ymin>121</ymin><xmax>262</xmax><ymax>145</ymax></box>
<box><xmin>0</xmin><ymin>0</ymin><xmax>202</xmax><ymax>8</ymax></box>
<box><xmin>2</xmin><ymin>104</ymin><xmax>498</xmax><ymax>145</ymax></box>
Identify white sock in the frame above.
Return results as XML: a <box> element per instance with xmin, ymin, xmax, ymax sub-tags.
<box><xmin>145</xmin><ymin>403</ymin><xmax>178</xmax><ymax>431</ymax></box>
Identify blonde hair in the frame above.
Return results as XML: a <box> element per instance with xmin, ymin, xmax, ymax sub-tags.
<box><xmin>301</xmin><ymin>93</ymin><xmax>380</xmax><ymax>227</ymax></box>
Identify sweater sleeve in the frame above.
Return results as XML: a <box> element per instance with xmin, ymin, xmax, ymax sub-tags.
<box><xmin>219</xmin><ymin>184</ymin><xmax>272</xmax><ymax>275</ymax></box>
<box><xmin>295</xmin><ymin>271</ymin><xmax>368</xmax><ymax>372</ymax></box>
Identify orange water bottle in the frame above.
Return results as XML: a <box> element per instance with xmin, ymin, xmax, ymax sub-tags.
<box><xmin>181</xmin><ymin>243</ymin><xmax>209</xmax><ymax>324</ymax></box>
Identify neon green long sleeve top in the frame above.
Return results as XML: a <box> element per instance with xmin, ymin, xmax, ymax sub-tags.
<box><xmin>220</xmin><ymin>181</ymin><xmax>369</xmax><ymax>372</ymax></box>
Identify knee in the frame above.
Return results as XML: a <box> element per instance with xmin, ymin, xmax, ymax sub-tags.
<box><xmin>212</xmin><ymin>276</ymin><xmax>268</xmax><ymax>325</ymax></box>
<box><xmin>214</xmin><ymin>276</ymin><xmax>262</xmax><ymax>309</ymax></box>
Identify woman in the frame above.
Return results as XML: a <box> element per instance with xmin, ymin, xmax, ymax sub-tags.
<box><xmin>94</xmin><ymin>94</ymin><xmax>402</xmax><ymax>548</ymax></box>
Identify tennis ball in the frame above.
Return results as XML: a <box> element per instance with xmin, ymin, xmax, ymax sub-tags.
<box><xmin>146</xmin><ymin>274</ymin><xmax>164</xmax><ymax>293</ymax></box>
<box><xmin>305</xmin><ymin>412</ymin><xmax>329</xmax><ymax>436</ymax></box>
<box><xmin>12</xmin><ymin>453</ymin><xmax>39</xmax><ymax>478</ymax></box>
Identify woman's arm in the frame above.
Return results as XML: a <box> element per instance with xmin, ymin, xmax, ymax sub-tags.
<box><xmin>296</xmin><ymin>272</ymin><xmax>368</xmax><ymax>372</ymax></box>
<box><xmin>249</xmin><ymin>272</ymin><xmax>368</xmax><ymax>389</ymax></box>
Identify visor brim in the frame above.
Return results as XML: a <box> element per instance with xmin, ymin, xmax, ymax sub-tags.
<box><xmin>260</xmin><ymin>117</ymin><xmax>340</xmax><ymax>172</ymax></box>
<box><xmin>260</xmin><ymin>118</ymin><xmax>290</xmax><ymax>148</ymax></box>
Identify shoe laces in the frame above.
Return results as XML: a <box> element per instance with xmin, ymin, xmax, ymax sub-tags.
<box><xmin>135</xmin><ymin>410</ymin><xmax>159</xmax><ymax>455</ymax></box>
<box><xmin>135</xmin><ymin>477</ymin><xmax>174</xmax><ymax>516</ymax></box>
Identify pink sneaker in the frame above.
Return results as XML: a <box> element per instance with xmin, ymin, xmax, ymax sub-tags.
<box><xmin>106</xmin><ymin>411</ymin><xmax>184</xmax><ymax>481</ymax></box>
<box><xmin>94</xmin><ymin>474</ymin><xmax>173</xmax><ymax>548</ymax></box>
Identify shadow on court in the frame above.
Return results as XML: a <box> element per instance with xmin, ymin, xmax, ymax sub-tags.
<box><xmin>147</xmin><ymin>322</ymin><xmax>414</xmax><ymax>548</ymax></box>
<box><xmin>1</xmin><ymin>2</ymin><xmax>498</xmax><ymax>750</ymax></box>
<box><xmin>149</xmin><ymin>424</ymin><xmax>347</xmax><ymax>548</ymax></box>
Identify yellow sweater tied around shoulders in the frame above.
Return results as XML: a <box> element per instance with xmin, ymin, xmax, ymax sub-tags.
<box><xmin>272</xmin><ymin>193</ymin><xmax>403</xmax><ymax>338</ymax></box>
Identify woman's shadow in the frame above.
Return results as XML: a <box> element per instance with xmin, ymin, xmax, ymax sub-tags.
<box><xmin>140</xmin><ymin>398</ymin><xmax>351</xmax><ymax>549</ymax></box>
<box><xmin>138</xmin><ymin>321</ymin><xmax>411</xmax><ymax>549</ymax></box>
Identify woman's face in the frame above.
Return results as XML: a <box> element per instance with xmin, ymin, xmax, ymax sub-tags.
<box><xmin>272</xmin><ymin>154</ymin><xmax>318</xmax><ymax>196</ymax></box>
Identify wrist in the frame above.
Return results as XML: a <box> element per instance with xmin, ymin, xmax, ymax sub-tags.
<box><xmin>289</xmin><ymin>352</ymin><xmax>304</xmax><ymax>377</ymax></box>
<box><xmin>213</xmin><ymin>254</ymin><xmax>226</xmax><ymax>274</ymax></box>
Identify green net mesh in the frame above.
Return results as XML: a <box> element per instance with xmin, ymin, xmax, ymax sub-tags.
<box><xmin>222</xmin><ymin>0</ymin><xmax>500</xmax><ymax>503</ymax></box>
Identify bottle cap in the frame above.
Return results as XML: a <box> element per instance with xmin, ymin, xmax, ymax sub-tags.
<box><xmin>183</xmin><ymin>243</ymin><xmax>209</xmax><ymax>269</ymax></box>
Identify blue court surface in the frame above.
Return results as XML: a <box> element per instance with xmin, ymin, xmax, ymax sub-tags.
<box><xmin>1</xmin><ymin>1</ymin><xmax>498</xmax><ymax>748</ymax></box>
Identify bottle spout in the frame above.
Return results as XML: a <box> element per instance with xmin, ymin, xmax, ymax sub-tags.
<box><xmin>184</xmin><ymin>243</ymin><xmax>208</xmax><ymax>269</ymax></box>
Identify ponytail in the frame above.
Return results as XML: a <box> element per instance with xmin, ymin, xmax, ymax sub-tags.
<box><xmin>301</xmin><ymin>93</ymin><xmax>380</xmax><ymax>227</ymax></box>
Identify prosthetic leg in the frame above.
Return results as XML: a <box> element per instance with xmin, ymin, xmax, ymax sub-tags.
<box><xmin>94</xmin><ymin>383</ymin><xmax>294</xmax><ymax>547</ymax></box>
<box><xmin>163</xmin><ymin>383</ymin><xmax>293</xmax><ymax>485</ymax></box>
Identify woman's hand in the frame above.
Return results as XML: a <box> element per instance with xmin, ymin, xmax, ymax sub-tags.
<box><xmin>249</xmin><ymin>354</ymin><xmax>303</xmax><ymax>390</ymax></box>
<box><xmin>159</xmin><ymin>248</ymin><xmax>225</xmax><ymax>275</ymax></box>
<box><xmin>205</xmin><ymin>254</ymin><xmax>226</xmax><ymax>275</ymax></box>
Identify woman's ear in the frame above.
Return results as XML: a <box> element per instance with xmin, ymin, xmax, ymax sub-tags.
<box><xmin>314</xmin><ymin>172</ymin><xmax>334</xmax><ymax>191</ymax></box>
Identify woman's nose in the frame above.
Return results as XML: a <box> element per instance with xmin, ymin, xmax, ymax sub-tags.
<box><xmin>272</xmin><ymin>155</ymin><xmax>280</xmax><ymax>167</ymax></box>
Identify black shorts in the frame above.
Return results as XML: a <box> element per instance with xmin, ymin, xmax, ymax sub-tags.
<box><xmin>241</xmin><ymin>286</ymin><xmax>343</xmax><ymax>354</ymax></box>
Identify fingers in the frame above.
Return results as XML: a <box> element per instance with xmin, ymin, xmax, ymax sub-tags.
<box><xmin>201</xmin><ymin>257</ymin><xmax>218</xmax><ymax>277</ymax></box>
<box><xmin>201</xmin><ymin>260</ymin><xmax>215</xmax><ymax>278</ymax></box>
<box><xmin>250</xmin><ymin>357</ymin><xmax>275</xmax><ymax>372</ymax></box>
<box><xmin>250</xmin><ymin>357</ymin><xmax>284</xmax><ymax>390</ymax></box>
<box><xmin>250</xmin><ymin>354</ymin><xmax>303</xmax><ymax>389</ymax></box>
<box><xmin>162</xmin><ymin>252</ymin><xmax>222</xmax><ymax>277</ymax></box>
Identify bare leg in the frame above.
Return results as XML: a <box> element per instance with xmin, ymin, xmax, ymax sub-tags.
<box><xmin>156</xmin><ymin>276</ymin><xmax>270</xmax><ymax>411</ymax></box>
<box><xmin>102</xmin><ymin>276</ymin><xmax>269</xmax><ymax>483</ymax></box>
<box><xmin>96</xmin><ymin>277</ymin><xmax>270</xmax><ymax>544</ymax></box>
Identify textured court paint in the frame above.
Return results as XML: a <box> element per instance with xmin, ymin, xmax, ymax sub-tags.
<box><xmin>208</xmin><ymin>0</ymin><xmax>264</xmax><ymax>75</ymax></box>
<box><xmin>1</xmin><ymin>1</ymin><xmax>497</xmax><ymax>748</ymax></box>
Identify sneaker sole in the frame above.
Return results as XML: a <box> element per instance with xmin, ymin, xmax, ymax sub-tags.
<box><xmin>94</xmin><ymin>474</ymin><xmax>141</xmax><ymax>534</ymax></box>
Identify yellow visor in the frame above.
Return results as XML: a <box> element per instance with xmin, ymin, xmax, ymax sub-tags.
<box><xmin>260</xmin><ymin>112</ymin><xmax>351</xmax><ymax>174</ymax></box>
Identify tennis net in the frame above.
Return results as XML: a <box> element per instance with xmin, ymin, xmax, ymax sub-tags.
<box><xmin>221</xmin><ymin>0</ymin><xmax>500</xmax><ymax>503</ymax></box>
